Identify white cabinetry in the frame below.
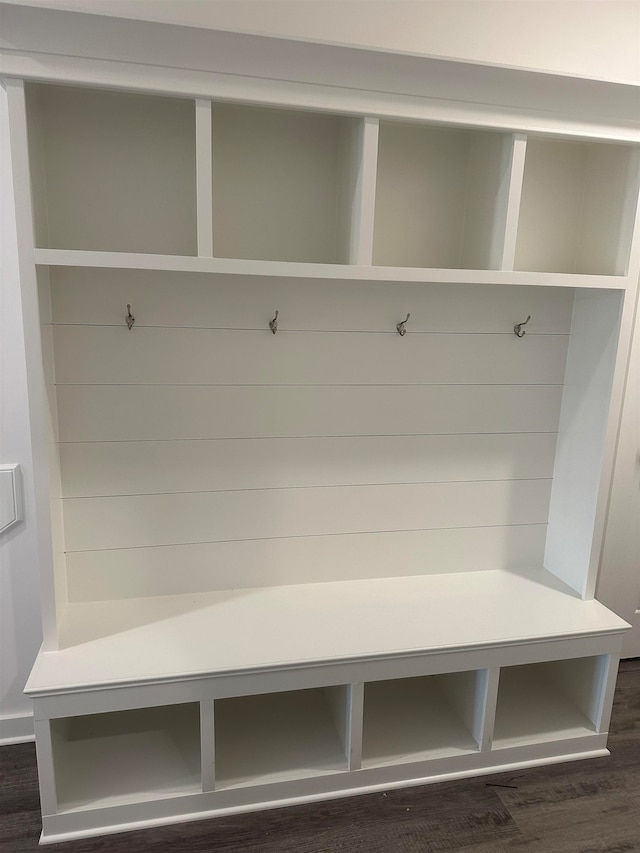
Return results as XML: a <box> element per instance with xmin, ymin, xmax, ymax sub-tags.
<box><xmin>1</xmin><ymin>5</ymin><xmax>638</xmax><ymax>844</ymax></box>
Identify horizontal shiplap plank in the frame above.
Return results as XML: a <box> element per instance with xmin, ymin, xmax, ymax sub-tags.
<box><xmin>50</xmin><ymin>267</ymin><xmax>575</xmax><ymax>334</ymax></box>
<box><xmin>60</xmin><ymin>433</ymin><xmax>558</xmax><ymax>497</ymax></box>
<box><xmin>57</xmin><ymin>384</ymin><xmax>564</xmax><ymax>442</ymax></box>
<box><xmin>52</xmin><ymin>326</ymin><xmax>568</xmax><ymax>386</ymax></box>
<box><xmin>63</xmin><ymin>479</ymin><xmax>552</xmax><ymax>552</ymax></box>
<box><xmin>65</xmin><ymin>525</ymin><xmax>548</xmax><ymax>601</ymax></box>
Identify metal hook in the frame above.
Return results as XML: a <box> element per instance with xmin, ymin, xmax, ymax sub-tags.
<box><xmin>514</xmin><ymin>315</ymin><xmax>531</xmax><ymax>337</ymax></box>
<box><xmin>269</xmin><ymin>310</ymin><xmax>279</xmax><ymax>335</ymax></box>
<box><xmin>396</xmin><ymin>313</ymin><xmax>410</xmax><ymax>336</ymax></box>
<box><xmin>126</xmin><ymin>304</ymin><xmax>135</xmax><ymax>331</ymax></box>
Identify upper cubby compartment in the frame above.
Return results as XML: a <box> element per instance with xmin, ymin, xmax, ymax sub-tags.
<box><xmin>25</xmin><ymin>84</ymin><xmax>197</xmax><ymax>255</ymax></box>
<box><xmin>372</xmin><ymin>121</ymin><xmax>512</xmax><ymax>270</ymax></box>
<box><xmin>514</xmin><ymin>139</ymin><xmax>638</xmax><ymax>275</ymax></box>
<box><xmin>211</xmin><ymin>103</ymin><xmax>360</xmax><ymax>264</ymax></box>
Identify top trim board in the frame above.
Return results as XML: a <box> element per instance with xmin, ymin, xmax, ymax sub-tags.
<box><xmin>1</xmin><ymin>4</ymin><xmax>639</xmax><ymax>141</ymax></box>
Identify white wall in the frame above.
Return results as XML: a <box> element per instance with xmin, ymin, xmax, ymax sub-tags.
<box><xmin>0</xmin><ymin>80</ymin><xmax>41</xmax><ymax>744</ymax></box>
<box><xmin>0</xmin><ymin>0</ymin><xmax>639</xmax><ymax>744</ymax></box>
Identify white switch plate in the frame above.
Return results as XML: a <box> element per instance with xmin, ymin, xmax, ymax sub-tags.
<box><xmin>0</xmin><ymin>465</ymin><xmax>23</xmax><ymax>535</ymax></box>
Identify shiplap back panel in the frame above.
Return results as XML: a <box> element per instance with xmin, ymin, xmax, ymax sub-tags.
<box><xmin>50</xmin><ymin>270</ymin><xmax>573</xmax><ymax>600</ymax></box>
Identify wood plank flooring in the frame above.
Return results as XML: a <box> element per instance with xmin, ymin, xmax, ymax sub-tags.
<box><xmin>2</xmin><ymin>659</ymin><xmax>639</xmax><ymax>853</ymax></box>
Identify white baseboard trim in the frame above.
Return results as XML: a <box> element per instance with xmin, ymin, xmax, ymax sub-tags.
<box><xmin>0</xmin><ymin>711</ymin><xmax>35</xmax><ymax>745</ymax></box>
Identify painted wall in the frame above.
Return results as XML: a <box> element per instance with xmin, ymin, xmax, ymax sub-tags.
<box><xmin>0</xmin><ymin>0</ymin><xmax>638</xmax><ymax>742</ymax></box>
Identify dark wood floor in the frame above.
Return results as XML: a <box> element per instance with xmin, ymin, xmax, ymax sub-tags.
<box><xmin>2</xmin><ymin>659</ymin><xmax>639</xmax><ymax>853</ymax></box>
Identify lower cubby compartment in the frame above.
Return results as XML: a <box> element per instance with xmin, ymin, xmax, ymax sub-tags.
<box><xmin>492</xmin><ymin>657</ymin><xmax>604</xmax><ymax>749</ymax></box>
<box><xmin>361</xmin><ymin>671</ymin><xmax>484</xmax><ymax>767</ymax></box>
<box><xmin>50</xmin><ymin>703</ymin><xmax>201</xmax><ymax>811</ymax></box>
<box><xmin>214</xmin><ymin>687</ymin><xmax>350</xmax><ymax>789</ymax></box>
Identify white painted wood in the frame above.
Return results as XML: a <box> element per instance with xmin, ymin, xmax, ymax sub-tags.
<box><xmin>56</xmin><ymin>383</ymin><xmax>564</xmax><ymax>443</ymax></box>
<box><xmin>435</xmin><ymin>670</ymin><xmax>487</xmax><ymax>749</ymax></box>
<box><xmin>594</xmin><ymin>655</ymin><xmax>620</xmax><ymax>734</ymax></box>
<box><xmin>515</xmin><ymin>139</ymin><xmax>637</xmax><ymax>275</ymax></box>
<box><xmin>497</xmin><ymin>134</ymin><xmax>527</xmax><ymax>271</ymax></box>
<box><xmin>33</xmin><ymin>247</ymin><xmax>631</xmax><ymax>288</ymax></box>
<box><xmin>50</xmin><ymin>704</ymin><xmax>201</xmax><ymax>810</ymax></box>
<box><xmin>5</xmin><ymin>79</ymin><xmax>61</xmax><ymax>649</ymax></box>
<box><xmin>324</xmin><ymin>686</ymin><xmax>351</xmax><ymax>767</ymax></box>
<box><xmin>215</xmin><ymin>688</ymin><xmax>348</xmax><ymax>789</ymax></box>
<box><xmin>2</xmin><ymin>5</ymin><xmax>639</xmax><ymax>141</ymax></box>
<box><xmin>460</xmin><ymin>131</ymin><xmax>512</xmax><ymax>270</ymax></box>
<box><xmin>345</xmin><ymin>117</ymin><xmax>379</xmax><ymax>264</ymax></box>
<box><xmin>347</xmin><ymin>684</ymin><xmax>364</xmax><ymax>771</ymax></box>
<box><xmin>543</xmin><ymin>656</ymin><xmax>608</xmax><ymax>728</ymax></box>
<box><xmin>211</xmin><ymin>103</ymin><xmax>351</xmax><ymax>263</ymax></box>
<box><xmin>62</xmin><ymin>479</ymin><xmax>552</xmax><ymax>553</ymax></box>
<box><xmin>65</xmin><ymin>525</ymin><xmax>548</xmax><ymax>601</ymax></box>
<box><xmin>362</xmin><ymin>674</ymin><xmax>479</xmax><ymax>768</ymax></box>
<box><xmin>52</xmin><ymin>325</ymin><xmax>569</xmax><ymax>386</ymax></box>
<box><xmin>34</xmin><ymin>742</ymin><xmax>612</xmax><ymax>844</ymax></box>
<box><xmin>479</xmin><ymin>668</ymin><xmax>500</xmax><ymax>751</ymax></box>
<box><xmin>493</xmin><ymin>660</ymin><xmax>599</xmax><ymax>749</ymax></box>
<box><xmin>24</xmin><ymin>569</ymin><xmax>628</xmax><ymax>694</ymax></box>
<box><xmin>578</xmin><ymin>143</ymin><xmax>640</xmax><ymax>276</ymax></box>
<box><xmin>373</xmin><ymin>123</ymin><xmax>511</xmax><ymax>270</ymax></box>
<box><xmin>597</xmin><ymin>280</ymin><xmax>640</xmax><ymax>657</ymax></box>
<box><xmin>195</xmin><ymin>99</ymin><xmax>213</xmax><ymax>258</ymax></box>
<box><xmin>25</xmin><ymin>84</ymin><xmax>197</xmax><ymax>255</ymax></box>
<box><xmin>33</xmin><ymin>718</ymin><xmax>58</xmax><ymax>816</ymax></box>
<box><xmin>49</xmin><ymin>268</ymin><xmax>575</xmax><ymax>333</ymax></box>
<box><xmin>545</xmin><ymin>290</ymin><xmax>623</xmax><ymax>597</ymax></box>
<box><xmin>200</xmin><ymin>701</ymin><xmax>215</xmax><ymax>793</ymax></box>
<box><xmin>59</xmin><ymin>433</ymin><xmax>557</xmax><ymax>498</ymax></box>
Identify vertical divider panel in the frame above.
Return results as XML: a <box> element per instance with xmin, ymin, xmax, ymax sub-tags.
<box><xmin>33</xmin><ymin>716</ymin><xmax>59</xmax><ymax>815</ymax></box>
<box><xmin>347</xmin><ymin>683</ymin><xmax>364</xmax><ymax>770</ymax></box>
<box><xmin>325</xmin><ymin>684</ymin><xmax>362</xmax><ymax>770</ymax></box>
<box><xmin>593</xmin><ymin>655</ymin><xmax>620</xmax><ymax>734</ymax></box>
<box><xmin>346</xmin><ymin>117</ymin><xmax>379</xmax><ymax>265</ymax></box>
<box><xmin>545</xmin><ymin>289</ymin><xmax>625</xmax><ymax>598</ymax></box>
<box><xmin>479</xmin><ymin>668</ymin><xmax>500</xmax><ymax>751</ymax></box>
<box><xmin>200</xmin><ymin>700</ymin><xmax>215</xmax><ymax>792</ymax></box>
<box><xmin>5</xmin><ymin>79</ymin><xmax>61</xmax><ymax>650</ymax></box>
<box><xmin>434</xmin><ymin>669</ymin><xmax>491</xmax><ymax>750</ymax></box>
<box><xmin>617</xmin><ymin>148</ymin><xmax>640</xmax><ymax>278</ymax></box>
<box><xmin>196</xmin><ymin>99</ymin><xmax>214</xmax><ymax>258</ymax></box>
<box><xmin>496</xmin><ymin>133</ymin><xmax>527</xmax><ymax>271</ymax></box>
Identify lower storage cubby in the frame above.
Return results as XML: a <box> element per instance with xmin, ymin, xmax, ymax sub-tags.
<box><xmin>214</xmin><ymin>686</ymin><xmax>350</xmax><ymax>789</ymax></box>
<box><xmin>361</xmin><ymin>671</ymin><xmax>484</xmax><ymax>767</ymax></box>
<box><xmin>50</xmin><ymin>703</ymin><xmax>201</xmax><ymax>811</ymax></box>
<box><xmin>492</xmin><ymin>657</ymin><xmax>604</xmax><ymax>749</ymax></box>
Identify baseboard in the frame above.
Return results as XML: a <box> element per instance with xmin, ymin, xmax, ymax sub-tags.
<box><xmin>0</xmin><ymin>711</ymin><xmax>35</xmax><ymax>745</ymax></box>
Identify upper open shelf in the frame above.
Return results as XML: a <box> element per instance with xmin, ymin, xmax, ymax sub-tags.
<box><xmin>372</xmin><ymin>122</ymin><xmax>511</xmax><ymax>270</ymax></box>
<box><xmin>514</xmin><ymin>138</ymin><xmax>638</xmax><ymax>276</ymax></box>
<box><xmin>211</xmin><ymin>103</ymin><xmax>357</xmax><ymax>264</ymax></box>
<box><xmin>26</xmin><ymin>84</ymin><xmax>198</xmax><ymax>256</ymax></box>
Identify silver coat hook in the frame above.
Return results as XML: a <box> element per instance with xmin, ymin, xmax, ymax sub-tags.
<box><xmin>269</xmin><ymin>310</ymin><xmax>279</xmax><ymax>335</ymax></box>
<box><xmin>126</xmin><ymin>304</ymin><xmax>135</xmax><ymax>331</ymax></box>
<box><xmin>514</xmin><ymin>315</ymin><xmax>531</xmax><ymax>338</ymax></box>
<box><xmin>396</xmin><ymin>313</ymin><xmax>410</xmax><ymax>336</ymax></box>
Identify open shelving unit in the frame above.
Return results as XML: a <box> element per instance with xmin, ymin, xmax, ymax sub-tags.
<box><xmin>1</xmin><ymin>4</ymin><xmax>638</xmax><ymax>844</ymax></box>
<box><xmin>372</xmin><ymin>122</ymin><xmax>512</xmax><ymax>270</ymax></box>
<box><xmin>215</xmin><ymin>687</ymin><xmax>350</xmax><ymax>789</ymax></box>
<box><xmin>361</xmin><ymin>672</ymin><xmax>483</xmax><ymax>767</ymax></box>
<box><xmin>50</xmin><ymin>704</ymin><xmax>201</xmax><ymax>811</ymax></box>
